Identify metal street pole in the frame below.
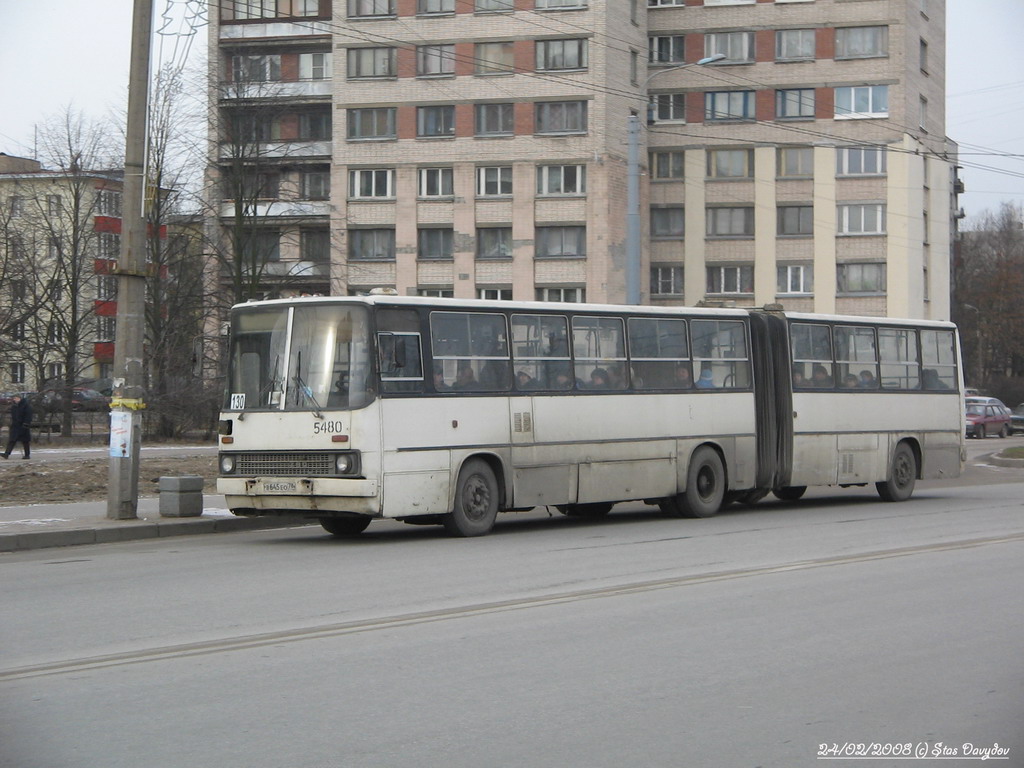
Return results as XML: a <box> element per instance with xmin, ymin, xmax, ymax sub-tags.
<box><xmin>625</xmin><ymin>54</ymin><xmax>725</xmax><ymax>306</ymax></box>
<box><xmin>107</xmin><ymin>0</ymin><xmax>153</xmax><ymax>520</ymax></box>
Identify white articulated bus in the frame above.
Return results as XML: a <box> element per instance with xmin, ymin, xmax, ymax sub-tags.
<box><xmin>216</xmin><ymin>296</ymin><xmax>965</xmax><ymax>537</ymax></box>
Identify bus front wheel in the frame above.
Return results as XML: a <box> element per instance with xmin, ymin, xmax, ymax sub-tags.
<box><xmin>320</xmin><ymin>516</ymin><xmax>371</xmax><ymax>537</ymax></box>
<box><xmin>672</xmin><ymin>446</ymin><xmax>726</xmax><ymax>518</ymax></box>
<box><xmin>443</xmin><ymin>459</ymin><xmax>499</xmax><ymax>537</ymax></box>
<box><xmin>876</xmin><ymin>442</ymin><xmax>917</xmax><ymax>502</ymax></box>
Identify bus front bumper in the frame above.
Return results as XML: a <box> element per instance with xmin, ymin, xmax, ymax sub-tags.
<box><xmin>218</xmin><ymin>477</ymin><xmax>380</xmax><ymax>516</ymax></box>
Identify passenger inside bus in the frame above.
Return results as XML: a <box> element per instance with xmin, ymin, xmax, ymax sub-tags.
<box><xmin>812</xmin><ymin>365</ymin><xmax>834</xmax><ymax>387</ymax></box>
<box><xmin>452</xmin><ymin>363</ymin><xmax>476</xmax><ymax>390</ymax></box>
<box><xmin>589</xmin><ymin>368</ymin><xmax>610</xmax><ymax>389</ymax></box>
<box><xmin>696</xmin><ymin>369</ymin><xmax>715</xmax><ymax>389</ymax></box>
<box><xmin>673</xmin><ymin>365</ymin><xmax>693</xmax><ymax>389</ymax></box>
<box><xmin>858</xmin><ymin>369</ymin><xmax>878</xmax><ymax>388</ymax></box>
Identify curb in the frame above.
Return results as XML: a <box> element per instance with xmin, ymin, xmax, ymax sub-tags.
<box><xmin>988</xmin><ymin>452</ymin><xmax>1024</xmax><ymax>469</ymax></box>
<box><xmin>0</xmin><ymin>515</ymin><xmax>312</xmax><ymax>553</ymax></box>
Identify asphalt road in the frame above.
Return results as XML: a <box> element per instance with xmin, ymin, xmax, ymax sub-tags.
<box><xmin>1</xmin><ymin>473</ymin><xmax>1022</xmax><ymax>768</ymax></box>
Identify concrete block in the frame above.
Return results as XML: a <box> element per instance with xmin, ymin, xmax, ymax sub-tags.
<box><xmin>158</xmin><ymin>475</ymin><xmax>205</xmax><ymax>517</ymax></box>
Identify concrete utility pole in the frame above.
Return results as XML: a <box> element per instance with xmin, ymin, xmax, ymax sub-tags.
<box><xmin>107</xmin><ymin>0</ymin><xmax>153</xmax><ymax>520</ymax></box>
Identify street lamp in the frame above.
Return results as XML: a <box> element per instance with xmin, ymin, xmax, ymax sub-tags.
<box><xmin>625</xmin><ymin>54</ymin><xmax>725</xmax><ymax>305</ymax></box>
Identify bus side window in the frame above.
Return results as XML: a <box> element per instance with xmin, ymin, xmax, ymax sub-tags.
<box><xmin>378</xmin><ymin>333</ymin><xmax>424</xmax><ymax>393</ymax></box>
<box><xmin>879</xmin><ymin>328</ymin><xmax>920</xmax><ymax>390</ymax></box>
<box><xmin>790</xmin><ymin>323</ymin><xmax>833</xmax><ymax>389</ymax></box>
<box><xmin>921</xmin><ymin>330</ymin><xmax>957</xmax><ymax>390</ymax></box>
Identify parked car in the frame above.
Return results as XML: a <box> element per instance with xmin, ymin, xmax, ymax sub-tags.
<box><xmin>965</xmin><ymin>397</ymin><xmax>1011</xmax><ymax>439</ymax></box>
<box><xmin>36</xmin><ymin>387</ymin><xmax>110</xmax><ymax>412</ymax></box>
<box><xmin>1011</xmin><ymin>404</ymin><xmax>1024</xmax><ymax>435</ymax></box>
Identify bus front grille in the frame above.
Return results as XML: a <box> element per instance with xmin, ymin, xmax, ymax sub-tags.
<box><xmin>236</xmin><ymin>452</ymin><xmax>336</xmax><ymax>477</ymax></box>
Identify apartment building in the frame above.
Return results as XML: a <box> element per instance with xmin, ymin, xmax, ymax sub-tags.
<box><xmin>0</xmin><ymin>153</ymin><xmax>125</xmax><ymax>392</ymax></box>
<box><xmin>211</xmin><ymin>0</ymin><xmax>957</xmax><ymax>319</ymax></box>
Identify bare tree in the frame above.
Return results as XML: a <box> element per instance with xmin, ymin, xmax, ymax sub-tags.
<box><xmin>954</xmin><ymin>202</ymin><xmax>1024</xmax><ymax>396</ymax></box>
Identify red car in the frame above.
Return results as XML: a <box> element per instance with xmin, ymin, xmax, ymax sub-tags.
<box><xmin>965</xmin><ymin>397</ymin><xmax>1011</xmax><ymax>439</ymax></box>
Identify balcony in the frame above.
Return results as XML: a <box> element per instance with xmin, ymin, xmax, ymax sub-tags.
<box><xmin>219</xmin><ymin>200</ymin><xmax>331</xmax><ymax>219</ymax></box>
<box><xmin>220</xmin><ymin>80</ymin><xmax>332</xmax><ymax>101</ymax></box>
<box><xmin>220</xmin><ymin>21</ymin><xmax>331</xmax><ymax>40</ymax></box>
<box><xmin>219</xmin><ymin>140</ymin><xmax>331</xmax><ymax>160</ymax></box>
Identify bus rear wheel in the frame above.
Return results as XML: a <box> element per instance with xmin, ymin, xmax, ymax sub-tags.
<box><xmin>320</xmin><ymin>516</ymin><xmax>371</xmax><ymax>537</ymax></box>
<box><xmin>670</xmin><ymin>446</ymin><xmax>726</xmax><ymax>518</ymax></box>
<box><xmin>876</xmin><ymin>442</ymin><xmax>917</xmax><ymax>502</ymax></box>
<box><xmin>443</xmin><ymin>459</ymin><xmax>499</xmax><ymax>537</ymax></box>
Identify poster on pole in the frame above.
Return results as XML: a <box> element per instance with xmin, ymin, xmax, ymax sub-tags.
<box><xmin>109</xmin><ymin>411</ymin><xmax>133</xmax><ymax>458</ymax></box>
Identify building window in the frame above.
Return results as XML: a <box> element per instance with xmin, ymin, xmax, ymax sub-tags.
<box><xmin>11</xmin><ymin>322</ymin><xmax>26</xmax><ymax>341</ymax></box>
<box><xmin>477</xmin><ymin>166</ymin><xmax>513</xmax><ymax>196</ymax></box>
<box><xmin>96</xmin><ymin>316</ymin><xmax>116</xmax><ymax>342</ymax></box>
<box><xmin>46</xmin><ymin>195</ymin><xmax>62</xmax><ymax>217</ymax></box>
<box><xmin>47</xmin><ymin>362</ymin><xmax>63</xmax><ymax>380</ymax></box>
<box><xmin>537</xmin><ymin>286</ymin><xmax>585</xmax><ymax>302</ymax></box>
<box><xmin>536</xmin><ymin>226</ymin><xmax>586</xmax><ymax>258</ymax></box>
<box><xmin>705</xmin><ymin>32</ymin><xmax>754</xmax><ymax>63</ymax></box>
<box><xmin>776</xmin><ymin>88</ymin><xmax>815</xmax><ymax>119</ymax></box>
<box><xmin>347</xmin><ymin>48</ymin><xmax>394</xmax><ymax>78</ymax></box>
<box><xmin>301</xmin><ymin>167</ymin><xmax>331</xmax><ymax>199</ymax></box>
<box><xmin>834</xmin><ymin>86</ymin><xmax>888</xmax><ymax>119</ymax></box>
<box><xmin>777</xmin><ymin>264</ymin><xmax>813</xmax><ymax>294</ymax></box>
<box><xmin>417</xmin><ymin>45</ymin><xmax>456</xmax><ymax>77</ymax></box>
<box><xmin>706</xmin><ymin>207</ymin><xmax>754</xmax><ymax>237</ymax></box>
<box><xmin>919</xmin><ymin>96</ymin><xmax>928</xmax><ymax>131</ymax></box>
<box><xmin>777</xmin><ymin>205</ymin><xmax>814</xmax><ymax>236</ymax></box>
<box><xmin>649</xmin><ymin>0</ymin><xmax>685</xmax><ymax>6</ymax></box>
<box><xmin>707</xmin><ymin>149</ymin><xmax>753</xmax><ymax>179</ymax></box>
<box><xmin>10</xmin><ymin>363</ymin><xmax>26</xmax><ymax>385</ymax></box>
<box><xmin>475</xmin><ymin>103</ymin><xmax>514</xmax><ymax>136</ymax></box>
<box><xmin>349</xmin><ymin>229</ymin><xmax>395</xmax><ymax>261</ymax></box>
<box><xmin>835</xmin><ymin>26</ymin><xmax>889</xmax><ymax>59</ymax></box>
<box><xmin>348</xmin><ymin>168</ymin><xmax>395</xmax><ymax>199</ymax></box>
<box><xmin>650</xmin><ymin>93</ymin><xmax>686</xmax><ymax>122</ymax></box>
<box><xmin>344</xmin><ymin>107</ymin><xmax>391</xmax><ymax>140</ymax></box>
<box><xmin>418</xmin><ymin>228</ymin><xmax>454</xmax><ymax>260</ymax></box>
<box><xmin>301</xmin><ymin>229</ymin><xmax>330</xmax><ymax>263</ymax></box>
<box><xmin>417</xmin><ymin>106</ymin><xmax>455</xmax><ymax>138</ymax></box>
<box><xmin>348</xmin><ymin>0</ymin><xmax>395</xmax><ymax>17</ymax></box>
<box><xmin>838</xmin><ymin>203</ymin><xmax>886</xmax><ymax>235</ymax></box>
<box><xmin>537</xmin><ymin>39</ymin><xmax>588</xmax><ymax>70</ymax></box>
<box><xmin>837</xmin><ymin>263</ymin><xmax>886</xmax><ymax>294</ymax></box>
<box><xmin>836</xmin><ymin>146</ymin><xmax>887</xmax><ymax>176</ymax></box>
<box><xmin>226</xmin><ymin>1</ymin><xmax>277</xmax><ymax>21</ymax></box>
<box><xmin>8</xmin><ymin>196</ymin><xmax>24</xmax><ymax>218</ymax></box>
<box><xmin>651</xmin><ymin>265</ymin><xmax>684</xmax><ymax>296</ymax></box>
<box><xmin>96</xmin><ymin>189</ymin><xmax>122</xmax><ymax>217</ymax></box>
<box><xmin>475</xmin><ymin>42</ymin><xmax>515</xmax><ymax>74</ymax></box>
<box><xmin>651</xmin><ymin>207</ymin><xmax>684</xmax><ymax>239</ymax></box>
<box><xmin>419</xmin><ymin>167</ymin><xmax>454</xmax><ymax>197</ymax></box>
<box><xmin>97</xmin><ymin>275</ymin><xmax>118</xmax><ymax>301</ymax></box>
<box><xmin>650</xmin><ymin>150</ymin><xmax>684</xmax><ymax>180</ymax></box>
<box><xmin>704</xmin><ymin>0</ymin><xmax>755</xmax><ymax>4</ymax></box>
<box><xmin>476</xmin><ymin>0</ymin><xmax>514</xmax><ymax>11</ymax></box>
<box><xmin>244</xmin><ymin>229</ymin><xmax>281</xmax><ymax>262</ymax></box>
<box><xmin>477</xmin><ymin>228</ymin><xmax>513</xmax><ymax>260</ymax></box>
<box><xmin>99</xmin><ymin>233</ymin><xmax>121</xmax><ymax>260</ymax></box>
<box><xmin>778</xmin><ymin>146</ymin><xmax>813</xmax><ymax>178</ymax></box>
<box><xmin>705</xmin><ymin>91</ymin><xmax>755</xmax><ymax>121</ymax></box>
<box><xmin>706</xmin><ymin>265</ymin><xmax>754</xmax><ymax>294</ymax></box>
<box><xmin>418</xmin><ymin>288</ymin><xmax>455</xmax><ymax>298</ymax></box>
<box><xmin>232</xmin><ymin>54</ymin><xmax>282</xmax><ymax>83</ymax></box>
<box><xmin>536</xmin><ymin>165</ymin><xmax>586</xmax><ymax>195</ymax></box>
<box><xmin>299</xmin><ymin>52</ymin><xmax>331</xmax><ymax>80</ymax></box>
<box><xmin>776</xmin><ymin>29</ymin><xmax>815</xmax><ymax>61</ymax></box>
<box><xmin>535</xmin><ymin>101</ymin><xmax>588</xmax><ymax>134</ymax></box>
<box><xmin>418</xmin><ymin>0</ymin><xmax>453</xmax><ymax>12</ymax></box>
<box><xmin>919</xmin><ymin>38</ymin><xmax>929</xmax><ymax>73</ymax></box>
<box><xmin>649</xmin><ymin>35</ymin><xmax>684</xmax><ymax>64</ymax></box>
<box><xmin>478</xmin><ymin>287</ymin><xmax>513</xmax><ymax>300</ymax></box>
<box><xmin>298</xmin><ymin>111</ymin><xmax>331</xmax><ymax>140</ymax></box>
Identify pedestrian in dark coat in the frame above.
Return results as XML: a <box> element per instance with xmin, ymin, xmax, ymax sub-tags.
<box><xmin>3</xmin><ymin>394</ymin><xmax>32</xmax><ymax>460</ymax></box>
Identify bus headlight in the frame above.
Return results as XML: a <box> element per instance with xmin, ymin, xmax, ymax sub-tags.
<box><xmin>220</xmin><ymin>455</ymin><xmax>236</xmax><ymax>474</ymax></box>
<box><xmin>335</xmin><ymin>452</ymin><xmax>360</xmax><ymax>475</ymax></box>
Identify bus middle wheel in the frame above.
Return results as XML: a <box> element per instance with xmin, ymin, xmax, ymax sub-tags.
<box><xmin>443</xmin><ymin>458</ymin><xmax>499</xmax><ymax>537</ymax></box>
<box><xmin>320</xmin><ymin>516</ymin><xmax>371</xmax><ymax>537</ymax></box>
<box><xmin>673</xmin><ymin>446</ymin><xmax>726</xmax><ymax>518</ymax></box>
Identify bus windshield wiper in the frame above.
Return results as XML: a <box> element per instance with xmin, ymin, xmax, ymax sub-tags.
<box><xmin>259</xmin><ymin>355</ymin><xmax>281</xmax><ymax>407</ymax></box>
<box><xmin>292</xmin><ymin>351</ymin><xmax>324</xmax><ymax>418</ymax></box>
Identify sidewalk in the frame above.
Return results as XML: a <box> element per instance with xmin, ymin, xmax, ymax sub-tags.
<box><xmin>0</xmin><ymin>495</ymin><xmax>311</xmax><ymax>553</ymax></box>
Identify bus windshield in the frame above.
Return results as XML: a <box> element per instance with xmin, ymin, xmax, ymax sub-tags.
<box><xmin>225</xmin><ymin>304</ymin><xmax>373</xmax><ymax>411</ymax></box>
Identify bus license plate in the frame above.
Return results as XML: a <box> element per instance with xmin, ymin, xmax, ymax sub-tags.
<box><xmin>262</xmin><ymin>481</ymin><xmax>297</xmax><ymax>493</ymax></box>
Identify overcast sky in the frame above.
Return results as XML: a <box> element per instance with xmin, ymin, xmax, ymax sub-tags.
<box><xmin>1</xmin><ymin>0</ymin><xmax>1021</xmax><ymax>220</ymax></box>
